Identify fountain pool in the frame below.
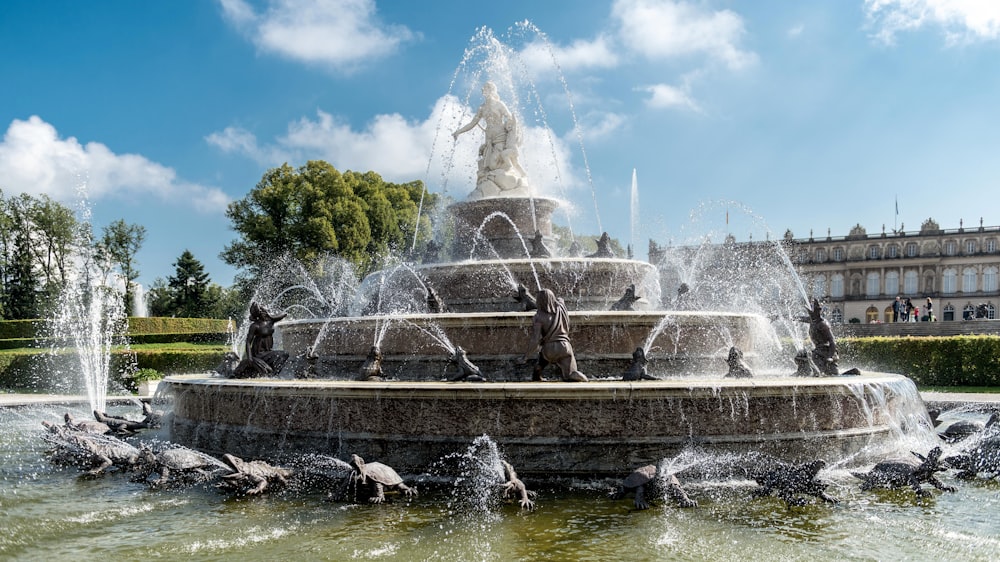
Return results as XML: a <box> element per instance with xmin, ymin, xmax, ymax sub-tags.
<box><xmin>2</xmin><ymin>403</ymin><xmax>999</xmax><ymax>561</ymax></box>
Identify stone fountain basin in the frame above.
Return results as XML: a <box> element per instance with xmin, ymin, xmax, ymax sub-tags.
<box><xmin>412</xmin><ymin>257</ymin><xmax>661</xmax><ymax>312</ymax></box>
<box><xmin>278</xmin><ymin>310</ymin><xmax>766</xmax><ymax>379</ymax></box>
<box><xmin>166</xmin><ymin>373</ymin><xmax>917</xmax><ymax>477</ymax></box>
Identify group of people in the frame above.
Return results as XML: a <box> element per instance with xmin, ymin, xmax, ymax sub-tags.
<box><xmin>892</xmin><ymin>295</ymin><xmax>934</xmax><ymax>322</ymax></box>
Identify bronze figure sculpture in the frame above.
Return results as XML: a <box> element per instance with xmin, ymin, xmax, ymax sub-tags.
<box><xmin>232</xmin><ymin>302</ymin><xmax>289</xmax><ymax>378</ymax></box>
<box><xmin>520</xmin><ymin>288</ymin><xmax>587</xmax><ymax>382</ymax></box>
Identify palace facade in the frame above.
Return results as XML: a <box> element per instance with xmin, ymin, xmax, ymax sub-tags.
<box><xmin>649</xmin><ymin>218</ymin><xmax>1000</xmax><ymax>324</ymax></box>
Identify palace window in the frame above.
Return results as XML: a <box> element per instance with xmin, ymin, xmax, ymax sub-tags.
<box><xmin>868</xmin><ymin>246</ymin><xmax>881</xmax><ymax>259</ymax></box>
<box><xmin>887</xmin><ymin>245</ymin><xmax>899</xmax><ymax>258</ymax></box>
<box><xmin>812</xmin><ymin>275</ymin><xmax>827</xmax><ymax>298</ymax></box>
<box><xmin>943</xmin><ymin>304</ymin><xmax>955</xmax><ymax>321</ymax></box>
<box><xmin>987</xmin><ymin>304</ymin><xmax>997</xmax><ymax>320</ymax></box>
<box><xmin>830</xmin><ymin>274</ymin><xmax>845</xmax><ymax>298</ymax></box>
<box><xmin>986</xmin><ymin>239</ymin><xmax>997</xmax><ymax>253</ymax></box>
<box><xmin>904</xmin><ymin>270</ymin><xmax>919</xmax><ymax>294</ymax></box>
<box><xmin>814</xmin><ymin>248</ymin><xmax>826</xmax><ymax>262</ymax></box>
<box><xmin>966</xmin><ymin>240</ymin><xmax>977</xmax><ymax>254</ymax></box>
<box><xmin>962</xmin><ymin>267</ymin><xmax>977</xmax><ymax>293</ymax></box>
<box><xmin>963</xmin><ymin>304</ymin><xmax>976</xmax><ymax>320</ymax></box>
<box><xmin>885</xmin><ymin>271</ymin><xmax>899</xmax><ymax>295</ymax></box>
<box><xmin>832</xmin><ymin>247</ymin><xmax>844</xmax><ymax>261</ymax></box>
<box><xmin>942</xmin><ymin>268</ymin><xmax>957</xmax><ymax>294</ymax></box>
<box><xmin>905</xmin><ymin>242</ymin><xmax>918</xmax><ymax>257</ymax></box>
<box><xmin>830</xmin><ymin>308</ymin><xmax>843</xmax><ymax>324</ymax></box>
<box><xmin>866</xmin><ymin>272</ymin><xmax>881</xmax><ymax>297</ymax></box>
<box><xmin>945</xmin><ymin>240</ymin><xmax>957</xmax><ymax>256</ymax></box>
<box><xmin>984</xmin><ymin>267</ymin><xmax>998</xmax><ymax>292</ymax></box>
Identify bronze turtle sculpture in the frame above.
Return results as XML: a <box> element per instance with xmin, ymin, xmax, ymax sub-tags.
<box><xmin>944</xmin><ymin>435</ymin><xmax>1000</xmax><ymax>479</ymax></box>
<box><xmin>751</xmin><ymin>459</ymin><xmax>839</xmax><ymax>507</ymax></box>
<box><xmin>938</xmin><ymin>412</ymin><xmax>998</xmax><ymax>443</ymax></box>
<box><xmin>41</xmin><ymin>427</ymin><xmax>142</xmax><ymax>476</ymax></box>
<box><xmin>349</xmin><ymin>454</ymin><xmax>417</xmax><ymax>503</ymax></box>
<box><xmin>93</xmin><ymin>401</ymin><xmax>163</xmax><ymax>434</ymax></box>
<box><xmin>62</xmin><ymin>412</ymin><xmax>112</xmax><ymax>434</ymax></box>
<box><xmin>218</xmin><ymin>453</ymin><xmax>293</xmax><ymax>495</ymax></box>
<box><xmin>851</xmin><ymin>446</ymin><xmax>956</xmax><ymax>498</ymax></box>
<box><xmin>610</xmin><ymin>464</ymin><xmax>697</xmax><ymax>510</ymax></box>
<box><xmin>134</xmin><ymin>445</ymin><xmax>229</xmax><ymax>487</ymax></box>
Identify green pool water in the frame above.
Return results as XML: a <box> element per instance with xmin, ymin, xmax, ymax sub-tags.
<box><xmin>3</xmin><ymin>404</ymin><xmax>998</xmax><ymax>561</ymax></box>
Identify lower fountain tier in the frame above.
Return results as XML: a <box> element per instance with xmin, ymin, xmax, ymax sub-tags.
<box><xmin>165</xmin><ymin>373</ymin><xmax>923</xmax><ymax>477</ymax></box>
<box><xmin>278</xmin><ymin>310</ymin><xmax>766</xmax><ymax>380</ymax></box>
<box><xmin>409</xmin><ymin>257</ymin><xmax>661</xmax><ymax>313</ymax></box>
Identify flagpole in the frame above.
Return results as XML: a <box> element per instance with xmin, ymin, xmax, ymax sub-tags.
<box><xmin>894</xmin><ymin>195</ymin><xmax>898</xmax><ymax>232</ymax></box>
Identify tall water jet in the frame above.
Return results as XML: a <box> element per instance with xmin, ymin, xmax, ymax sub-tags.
<box><xmin>44</xmin><ymin>190</ymin><xmax>130</xmax><ymax>413</ymax></box>
<box><xmin>630</xmin><ymin>168</ymin><xmax>638</xmax><ymax>257</ymax></box>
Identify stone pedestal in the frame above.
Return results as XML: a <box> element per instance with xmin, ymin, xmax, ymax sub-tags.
<box><xmin>449</xmin><ymin>197</ymin><xmax>560</xmax><ymax>260</ymax></box>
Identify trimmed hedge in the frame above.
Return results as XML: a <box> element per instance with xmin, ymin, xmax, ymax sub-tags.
<box><xmin>0</xmin><ymin>347</ymin><xmax>229</xmax><ymax>392</ymax></box>
<box><xmin>127</xmin><ymin>317</ymin><xmax>233</xmax><ymax>335</ymax></box>
<box><xmin>0</xmin><ymin>320</ymin><xmax>46</xmax><ymax>340</ymax></box>
<box><xmin>840</xmin><ymin>335</ymin><xmax>1000</xmax><ymax>387</ymax></box>
<box><xmin>0</xmin><ymin>317</ymin><xmax>232</xmax><ymax>340</ymax></box>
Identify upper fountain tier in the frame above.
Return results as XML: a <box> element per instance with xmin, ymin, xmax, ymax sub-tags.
<box><xmin>422</xmin><ymin>196</ymin><xmax>659</xmax><ymax>312</ymax></box>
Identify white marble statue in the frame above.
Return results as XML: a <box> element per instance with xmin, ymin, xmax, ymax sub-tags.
<box><xmin>452</xmin><ymin>81</ymin><xmax>532</xmax><ymax>199</ymax></box>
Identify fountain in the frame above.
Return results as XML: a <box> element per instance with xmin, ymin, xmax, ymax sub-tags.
<box><xmin>6</xmin><ymin>23</ymin><xmax>1000</xmax><ymax>562</ymax></box>
<box><xmin>164</xmin><ymin>26</ymin><xmax>927</xmax><ymax>479</ymax></box>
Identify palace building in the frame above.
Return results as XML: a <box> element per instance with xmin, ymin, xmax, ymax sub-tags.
<box><xmin>649</xmin><ymin>218</ymin><xmax>1000</xmax><ymax>324</ymax></box>
<box><xmin>774</xmin><ymin>218</ymin><xmax>997</xmax><ymax>324</ymax></box>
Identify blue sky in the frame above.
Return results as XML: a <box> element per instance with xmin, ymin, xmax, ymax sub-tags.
<box><xmin>3</xmin><ymin>0</ymin><xmax>1000</xmax><ymax>289</ymax></box>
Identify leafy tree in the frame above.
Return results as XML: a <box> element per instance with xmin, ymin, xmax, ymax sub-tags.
<box><xmin>5</xmin><ymin>205</ymin><xmax>40</xmax><ymax>319</ymax></box>
<box><xmin>26</xmin><ymin>194</ymin><xmax>77</xmax><ymax>296</ymax></box>
<box><xmin>0</xmin><ymin>189</ymin><xmax>12</xmax><ymax>319</ymax></box>
<box><xmin>98</xmin><ymin>219</ymin><xmax>147</xmax><ymax>315</ymax></box>
<box><xmin>222</xmin><ymin>161</ymin><xmax>437</xmax><ymax>284</ymax></box>
<box><xmin>207</xmin><ymin>284</ymin><xmax>245</xmax><ymax>320</ymax></box>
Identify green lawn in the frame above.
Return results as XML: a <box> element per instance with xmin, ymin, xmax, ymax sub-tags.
<box><xmin>918</xmin><ymin>386</ymin><xmax>1000</xmax><ymax>394</ymax></box>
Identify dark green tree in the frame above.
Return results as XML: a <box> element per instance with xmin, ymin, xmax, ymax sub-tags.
<box><xmin>146</xmin><ymin>278</ymin><xmax>174</xmax><ymax>318</ymax></box>
<box><xmin>98</xmin><ymin>219</ymin><xmax>147</xmax><ymax>316</ymax></box>
<box><xmin>222</xmin><ymin>161</ymin><xmax>436</xmax><ymax>284</ymax></box>
<box><xmin>166</xmin><ymin>250</ymin><xmax>214</xmax><ymax>317</ymax></box>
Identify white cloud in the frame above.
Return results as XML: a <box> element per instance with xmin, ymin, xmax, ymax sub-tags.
<box><xmin>611</xmin><ymin>0</ymin><xmax>757</xmax><ymax>69</ymax></box>
<box><xmin>206</xmin><ymin>95</ymin><xmax>582</xmax><ymax>200</ymax></box>
<box><xmin>865</xmin><ymin>0</ymin><xmax>1000</xmax><ymax>45</ymax></box>
<box><xmin>640</xmin><ymin>83</ymin><xmax>701</xmax><ymax>112</ymax></box>
<box><xmin>0</xmin><ymin>116</ymin><xmax>229</xmax><ymax>213</ymax></box>
<box><xmin>578</xmin><ymin>112</ymin><xmax>628</xmax><ymax>141</ymax></box>
<box><xmin>519</xmin><ymin>35</ymin><xmax>619</xmax><ymax>77</ymax></box>
<box><xmin>788</xmin><ymin>24</ymin><xmax>805</xmax><ymax>38</ymax></box>
<box><xmin>218</xmin><ymin>0</ymin><xmax>417</xmax><ymax>70</ymax></box>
